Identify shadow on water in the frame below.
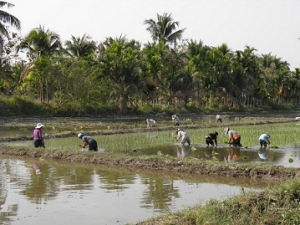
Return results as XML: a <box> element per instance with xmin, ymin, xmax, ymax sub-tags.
<box><xmin>138</xmin><ymin>144</ymin><xmax>300</xmax><ymax>168</ymax></box>
<box><xmin>0</xmin><ymin>156</ymin><xmax>276</xmax><ymax>225</ymax></box>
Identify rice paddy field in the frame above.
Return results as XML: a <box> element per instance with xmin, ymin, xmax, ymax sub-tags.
<box><xmin>8</xmin><ymin>122</ymin><xmax>297</xmax><ymax>149</ymax></box>
<box><xmin>1</xmin><ymin>112</ymin><xmax>300</xmax><ymax>168</ymax></box>
<box><xmin>1</xmin><ymin>112</ymin><xmax>300</xmax><ymax>225</ymax></box>
<box><xmin>1</xmin><ymin>112</ymin><xmax>299</xmax><ymax>151</ymax></box>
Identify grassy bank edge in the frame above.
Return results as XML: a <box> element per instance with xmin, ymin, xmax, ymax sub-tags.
<box><xmin>135</xmin><ymin>178</ymin><xmax>300</xmax><ymax>225</ymax></box>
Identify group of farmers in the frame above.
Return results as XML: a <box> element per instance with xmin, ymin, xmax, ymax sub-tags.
<box><xmin>174</xmin><ymin>114</ymin><xmax>270</xmax><ymax>149</ymax></box>
<box><xmin>32</xmin><ymin>122</ymin><xmax>98</xmax><ymax>151</ymax></box>
<box><xmin>176</xmin><ymin>126</ymin><xmax>270</xmax><ymax>148</ymax></box>
<box><xmin>32</xmin><ymin>114</ymin><xmax>271</xmax><ymax>152</ymax></box>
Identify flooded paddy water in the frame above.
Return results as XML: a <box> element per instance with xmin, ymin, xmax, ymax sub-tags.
<box><xmin>0</xmin><ymin>156</ymin><xmax>268</xmax><ymax>225</ymax></box>
<box><xmin>139</xmin><ymin>144</ymin><xmax>300</xmax><ymax>168</ymax></box>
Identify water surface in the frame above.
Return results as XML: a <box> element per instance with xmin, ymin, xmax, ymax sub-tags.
<box><xmin>139</xmin><ymin>144</ymin><xmax>300</xmax><ymax>168</ymax></box>
<box><xmin>0</xmin><ymin>157</ymin><xmax>269</xmax><ymax>225</ymax></box>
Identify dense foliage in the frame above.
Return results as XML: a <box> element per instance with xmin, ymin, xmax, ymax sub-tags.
<box><xmin>1</xmin><ymin>5</ymin><xmax>300</xmax><ymax>115</ymax></box>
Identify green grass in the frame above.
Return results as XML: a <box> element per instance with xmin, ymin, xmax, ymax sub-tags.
<box><xmin>136</xmin><ymin>178</ymin><xmax>300</xmax><ymax>225</ymax></box>
<box><xmin>5</xmin><ymin>121</ymin><xmax>300</xmax><ymax>153</ymax></box>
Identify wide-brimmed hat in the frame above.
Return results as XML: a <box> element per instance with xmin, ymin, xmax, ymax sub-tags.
<box><xmin>224</xmin><ymin>127</ymin><xmax>229</xmax><ymax>134</ymax></box>
<box><xmin>78</xmin><ymin>133</ymin><xmax>83</xmax><ymax>138</ymax></box>
<box><xmin>35</xmin><ymin>123</ymin><xmax>44</xmax><ymax>128</ymax></box>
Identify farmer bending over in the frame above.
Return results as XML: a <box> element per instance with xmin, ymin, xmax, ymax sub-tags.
<box><xmin>172</xmin><ymin>114</ymin><xmax>180</xmax><ymax>126</ymax></box>
<box><xmin>205</xmin><ymin>132</ymin><xmax>218</xmax><ymax>147</ymax></box>
<box><xmin>258</xmin><ymin>133</ymin><xmax>270</xmax><ymax>148</ymax></box>
<box><xmin>78</xmin><ymin>133</ymin><xmax>98</xmax><ymax>151</ymax></box>
<box><xmin>224</xmin><ymin>127</ymin><xmax>242</xmax><ymax>147</ymax></box>
<box><xmin>176</xmin><ymin>128</ymin><xmax>191</xmax><ymax>146</ymax></box>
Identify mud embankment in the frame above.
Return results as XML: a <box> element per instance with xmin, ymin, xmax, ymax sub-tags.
<box><xmin>1</xmin><ymin>145</ymin><xmax>299</xmax><ymax>183</ymax></box>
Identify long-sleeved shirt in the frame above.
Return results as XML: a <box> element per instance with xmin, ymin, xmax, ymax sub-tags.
<box><xmin>80</xmin><ymin>135</ymin><xmax>94</xmax><ymax>143</ymax></box>
<box><xmin>227</xmin><ymin>130</ymin><xmax>238</xmax><ymax>139</ymax></box>
<box><xmin>259</xmin><ymin>133</ymin><xmax>270</xmax><ymax>141</ymax></box>
<box><xmin>206</xmin><ymin>133</ymin><xmax>218</xmax><ymax>145</ymax></box>
<box><xmin>33</xmin><ymin>128</ymin><xmax>43</xmax><ymax>140</ymax></box>
<box><xmin>177</xmin><ymin>130</ymin><xmax>188</xmax><ymax>139</ymax></box>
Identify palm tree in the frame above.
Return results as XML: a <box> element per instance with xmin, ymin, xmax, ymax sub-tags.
<box><xmin>18</xmin><ymin>25</ymin><xmax>62</xmax><ymax>61</ymax></box>
<box><xmin>64</xmin><ymin>34</ymin><xmax>96</xmax><ymax>58</ymax></box>
<box><xmin>144</xmin><ymin>13</ymin><xmax>185</xmax><ymax>46</ymax></box>
<box><xmin>232</xmin><ymin>46</ymin><xmax>260</xmax><ymax>107</ymax></box>
<box><xmin>98</xmin><ymin>36</ymin><xmax>142</xmax><ymax>113</ymax></box>
<box><xmin>0</xmin><ymin>1</ymin><xmax>21</xmax><ymax>54</ymax></box>
<box><xmin>17</xmin><ymin>26</ymin><xmax>62</xmax><ymax>101</ymax></box>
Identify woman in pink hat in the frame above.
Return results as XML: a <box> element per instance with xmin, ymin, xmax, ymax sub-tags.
<box><xmin>33</xmin><ymin>123</ymin><xmax>45</xmax><ymax>148</ymax></box>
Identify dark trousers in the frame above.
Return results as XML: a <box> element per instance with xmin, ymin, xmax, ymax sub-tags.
<box><xmin>34</xmin><ymin>139</ymin><xmax>45</xmax><ymax>148</ymax></box>
<box><xmin>88</xmin><ymin>139</ymin><xmax>98</xmax><ymax>151</ymax></box>
<box><xmin>205</xmin><ymin>137</ymin><xmax>214</xmax><ymax>146</ymax></box>
<box><xmin>231</xmin><ymin>137</ymin><xmax>242</xmax><ymax>147</ymax></box>
<box><xmin>260</xmin><ymin>140</ymin><xmax>268</xmax><ymax>147</ymax></box>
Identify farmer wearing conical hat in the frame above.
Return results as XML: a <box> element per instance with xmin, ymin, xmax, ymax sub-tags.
<box><xmin>33</xmin><ymin>123</ymin><xmax>45</xmax><ymax>148</ymax></box>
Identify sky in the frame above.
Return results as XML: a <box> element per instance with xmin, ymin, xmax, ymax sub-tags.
<box><xmin>6</xmin><ymin>0</ymin><xmax>300</xmax><ymax>70</ymax></box>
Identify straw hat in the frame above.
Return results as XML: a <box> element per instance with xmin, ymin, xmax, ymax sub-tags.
<box><xmin>224</xmin><ymin>127</ymin><xmax>229</xmax><ymax>134</ymax></box>
<box><xmin>35</xmin><ymin>123</ymin><xmax>44</xmax><ymax>129</ymax></box>
<box><xmin>78</xmin><ymin>133</ymin><xmax>83</xmax><ymax>138</ymax></box>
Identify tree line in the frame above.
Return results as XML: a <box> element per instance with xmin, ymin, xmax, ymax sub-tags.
<box><xmin>1</xmin><ymin>3</ymin><xmax>300</xmax><ymax>115</ymax></box>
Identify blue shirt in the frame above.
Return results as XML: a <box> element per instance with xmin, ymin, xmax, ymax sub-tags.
<box><xmin>259</xmin><ymin>134</ymin><xmax>270</xmax><ymax>141</ymax></box>
<box><xmin>81</xmin><ymin>135</ymin><xmax>93</xmax><ymax>143</ymax></box>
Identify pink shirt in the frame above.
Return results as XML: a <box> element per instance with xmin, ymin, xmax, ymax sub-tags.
<box><xmin>33</xmin><ymin>128</ymin><xmax>43</xmax><ymax>140</ymax></box>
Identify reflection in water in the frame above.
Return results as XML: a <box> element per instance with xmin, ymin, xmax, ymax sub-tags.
<box><xmin>140</xmin><ymin>177</ymin><xmax>179</xmax><ymax>212</ymax></box>
<box><xmin>141</xmin><ymin>144</ymin><xmax>300</xmax><ymax>168</ymax></box>
<box><xmin>0</xmin><ymin>159</ymin><xmax>19</xmax><ymax>223</ymax></box>
<box><xmin>204</xmin><ymin>147</ymin><xmax>213</xmax><ymax>159</ymax></box>
<box><xmin>0</xmin><ymin>157</ymin><xmax>272</xmax><ymax>225</ymax></box>
<box><xmin>258</xmin><ymin>146</ymin><xmax>270</xmax><ymax>160</ymax></box>
<box><xmin>226</xmin><ymin>147</ymin><xmax>241</xmax><ymax>162</ymax></box>
<box><xmin>176</xmin><ymin>145</ymin><xmax>190</xmax><ymax>160</ymax></box>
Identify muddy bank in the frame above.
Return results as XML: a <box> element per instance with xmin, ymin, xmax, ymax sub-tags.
<box><xmin>1</xmin><ymin>145</ymin><xmax>299</xmax><ymax>182</ymax></box>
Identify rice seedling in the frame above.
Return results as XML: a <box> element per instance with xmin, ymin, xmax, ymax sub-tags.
<box><xmin>3</xmin><ymin>120</ymin><xmax>300</xmax><ymax>155</ymax></box>
<box><xmin>189</xmin><ymin>122</ymin><xmax>300</xmax><ymax>149</ymax></box>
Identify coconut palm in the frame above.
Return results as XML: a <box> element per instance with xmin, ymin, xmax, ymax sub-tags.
<box><xmin>17</xmin><ymin>26</ymin><xmax>62</xmax><ymax>101</ymax></box>
<box><xmin>64</xmin><ymin>34</ymin><xmax>96</xmax><ymax>58</ymax></box>
<box><xmin>144</xmin><ymin>13</ymin><xmax>185</xmax><ymax>46</ymax></box>
<box><xmin>18</xmin><ymin>25</ymin><xmax>62</xmax><ymax>61</ymax></box>
<box><xmin>0</xmin><ymin>1</ymin><xmax>21</xmax><ymax>54</ymax></box>
<box><xmin>98</xmin><ymin>35</ymin><xmax>142</xmax><ymax>113</ymax></box>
